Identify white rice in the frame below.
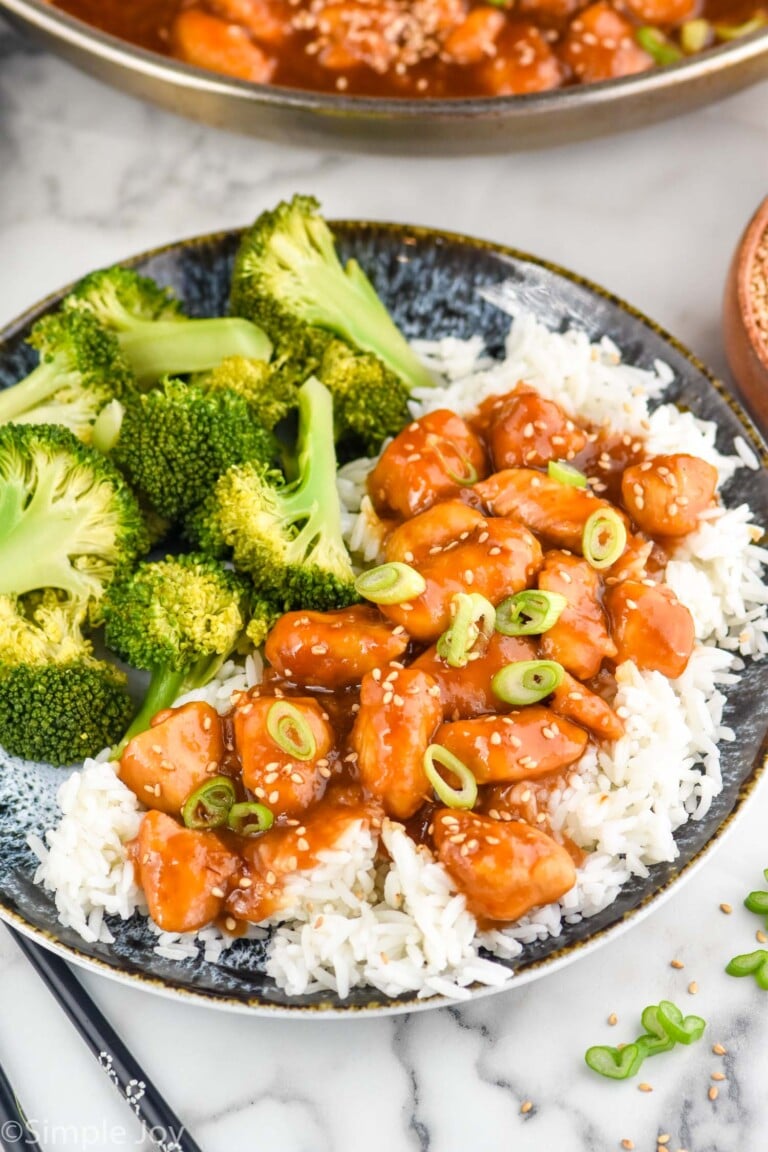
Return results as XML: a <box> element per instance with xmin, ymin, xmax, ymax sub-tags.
<box><xmin>29</xmin><ymin>305</ymin><xmax>767</xmax><ymax>1001</ymax></box>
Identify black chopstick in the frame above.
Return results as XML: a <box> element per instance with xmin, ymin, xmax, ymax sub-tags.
<box><xmin>9</xmin><ymin>927</ymin><xmax>206</xmax><ymax>1152</ymax></box>
<box><xmin>0</xmin><ymin>1056</ymin><xmax>41</xmax><ymax>1150</ymax></box>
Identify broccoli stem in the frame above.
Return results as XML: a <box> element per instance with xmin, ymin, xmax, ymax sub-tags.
<box><xmin>0</xmin><ymin>485</ymin><xmax>101</xmax><ymax>598</ymax></box>
<box><xmin>117</xmin><ymin>319</ymin><xmax>272</xmax><ymax>386</ymax></box>
<box><xmin>279</xmin><ymin>375</ymin><xmax>344</xmax><ymax>544</ymax></box>
<box><xmin>0</xmin><ymin>362</ymin><xmax>63</xmax><ymax>422</ymax></box>
<box><xmin>112</xmin><ymin>665</ymin><xmax>188</xmax><ymax>758</ymax></box>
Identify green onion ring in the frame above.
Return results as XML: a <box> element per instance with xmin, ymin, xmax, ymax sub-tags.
<box><xmin>635</xmin><ymin>25</ymin><xmax>684</xmax><ymax>63</ymax></box>
<box><xmin>714</xmin><ymin>12</ymin><xmax>767</xmax><ymax>38</ymax></box>
<box><xmin>266</xmin><ymin>701</ymin><xmax>317</xmax><ymax>760</ymax></box>
<box><xmin>227</xmin><ymin>801</ymin><xmax>275</xmax><ymax>837</ymax></box>
<box><xmin>582</xmin><ymin>508</ymin><xmax>627</xmax><ymax>570</ymax></box>
<box><xmin>181</xmin><ymin>776</ymin><xmax>236</xmax><ymax>830</ymax></box>
<box><xmin>680</xmin><ymin>17</ymin><xmax>712</xmax><ymax>51</ymax></box>
<box><xmin>495</xmin><ymin>590</ymin><xmax>568</xmax><ymax>637</ymax></box>
<box><xmin>423</xmin><ymin>745</ymin><xmax>478</xmax><ymax>810</ymax></box>
<box><xmin>355</xmin><ymin>561</ymin><xmax>426</xmax><ymax>605</ymax></box>
<box><xmin>547</xmin><ymin>460</ymin><xmax>588</xmax><ymax>488</ymax></box>
<box><xmin>491</xmin><ymin>659</ymin><xmax>564</xmax><ymax>706</ymax></box>
<box><xmin>436</xmin><ymin>592</ymin><xmax>496</xmax><ymax>668</ymax></box>
<box><xmin>427</xmin><ymin>434</ymin><xmax>479</xmax><ymax>486</ymax></box>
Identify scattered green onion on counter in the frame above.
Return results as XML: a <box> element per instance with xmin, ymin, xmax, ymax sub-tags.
<box><xmin>355</xmin><ymin>561</ymin><xmax>426</xmax><ymax>605</ymax></box>
<box><xmin>495</xmin><ymin>589</ymin><xmax>568</xmax><ymax>637</ymax></box>
<box><xmin>423</xmin><ymin>745</ymin><xmax>478</xmax><ymax>810</ymax></box>
<box><xmin>227</xmin><ymin>801</ymin><xmax>275</xmax><ymax>837</ymax></box>
<box><xmin>547</xmin><ymin>460</ymin><xmax>588</xmax><ymax>488</ymax></box>
<box><xmin>582</xmin><ymin>508</ymin><xmax>627</xmax><ymax>570</ymax></box>
<box><xmin>181</xmin><ymin>776</ymin><xmax>237</xmax><ymax>830</ymax></box>
<box><xmin>267</xmin><ymin>700</ymin><xmax>317</xmax><ymax>760</ymax></box>
<box><xmin>585</xmin><ymin>1001</ymin><xmax>706</xmax><ymax>1080</ymax></box>
<box><xmin>726</xmin><ymin>949</ymin><xmax>768</xmax><ymax>988</ymax></box>
<box><xmin>491</xmin><ymin>659</ymin><xmax>564</xmax><ymax>705</ymax></box>
<box><xmin>437</xmin><ymin>592</ymin><xmax>496</xmax><ymax>668</ymax></box>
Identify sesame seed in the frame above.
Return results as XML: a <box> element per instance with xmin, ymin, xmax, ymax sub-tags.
<box><xmin>721</xmin><ymin>902</ymin><xmax>734</xmax><ymax>913</ymax></box>
<box><xmin>708</xmin><ymin>1086</ymin><xmax>719</xmax><ymax>1101</ymax></box>
<box><xmin>757</xmin><ymin>930</ymin><xmax>767</xmax><ymax>944</ymax></box>
<box><xmin>608</xmin><ymin>1013</ymin><xmax>618</xmax><ymax>1025</ymax></box>
<box><xmin>151</xmin><ymin>744</ymin><xmax>163</xmax><ymax>755</ymax></box>
<box><xmin>269</xmin><ymin>790</ymin><xmax>279</xmax><ymax>804</ymax></box>
<box><xmin>688</xmin><ymin>981</ymin><xmax>698</xmax><ymax>994</ymax></box>
<box><xmin>239</xmin><ymin>877</ymin><xmax>252</xmax><ymax>889</ymax></box>
<box><xmin>520</xmin><ymin>1100</ymin><xmax>533</xmax><ymax>1114</ymax></box>
<box><xmin>225</xmin><ymin>918</ymin><xmax>237</xmax><ymax>932</ymax></box>
<box><xmin>297</xmin><ymin>837</ymin><xmax>310</xmax><ymax>852</ymax></box>
<box><xmin>211</xmin><ymin>887</ymin><xmax>225</xmax><ymax>899</ymax></box>
<box><xmin>291</xmin><ymin>772</ymin><xmax>304</xmax><ymax>785</ymax></box>
<box><xmin>490</xmin><ymin>732</ymin><xmax>502</xmax><ymax>746</ymax></box>
<box><xmin>657</xmin><ymin>1137</ymin><xmax>670</xmax><ymax>1146</ymax></box>
<box><xmin>311</xmin><ymin>644</ymin><xmax>328</xmax><ymax>655</ymax></box>
<box><xmin>638</xmin><ymin>1082</ymin><xmax>653</xmax><ymax>1093</ymax></box>
<box><xmin>621</xmin><ymin>1141</ymin><xmax>634</xmax><ymax>1150</ymax></box>
<box><xmin>670</xmin><ymin>958</ymin><xmax>684</xmax><ymax>969</ymax></box>
<box><xmin>711</xmin><ymin>1071</ymin><xmax>726</xmax><ymax>1081</ymax></box>
<box><xmin>266</xmin><ymin>871</ymin><xmax>277</xmax><ymax>885</ymax></box>
<box><xmin>712</xmin><ymin>1043</ymin><xmax>727</xmax><ymax>1055</ymax></box>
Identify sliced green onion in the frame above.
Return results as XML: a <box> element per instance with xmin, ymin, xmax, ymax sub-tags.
<box><xmin>436</xmin><ymin>593</ymin><xmax>496</xmax><ymax>668</ymax></box>
<box><xmin>92</xmin><ymin>399</ymin><xmax>125</xmax><ymax>454</ymax></box>
<box><xmin>744</xmin><ymin>888</ymin><xmax>768</xmax><ymax>916</ymax></box>
<box><xmin>424</xmin><ymin>745</ymin><xmax>478</xmax><ymax>809</ymax></box>
<box><xmin>655</xmin><ymin>1001</ymin><xmax>707</xmax><ymax>1043</ymax></box>
<box><xmin>227</xmin><ymin>801</ymin><xmax>274</xmax><ymax>837</ymax></box>
<box><xmin>635</xmin><ymin>1004</ymin><xmax>676</xmax><ymax>1057</ymax></box>
<box><xmin>427</xmin><ymin>434</ymin><xmax>479</xmax><ymax>486</ymax></box>
<box><xmin>547</xmin><ymin>460</ymin><xmax>588</xmax><ymax>488</ymax></box>
<box><xmin>714</xmin><ymin>12</ymin><xmax>767</xmax><ymax>39</ymax></box>
<box><xmin>681</xmin><ymin>17</ymin><xmax>712</xmax><ymax>51</ymax></box>
<box><xmin>582</xmin><ymin>508</ymin><xmax>627</xmax><ymax>570</ymax></box>
<box><xmin>726</xmin><ymin>948</ymin><xmax>768</xmax><ymax>989</ymax></box>
<box><xmin>181</xmin><ymin>776</ymin><xmax>236</xmax><ymax>830</ymax></box>
<box><xmin>355</xmin><ymin>561</ymin><xmax>426</xmax><ymax>605</ymax></box>
<box><xmin>636</xmin><ymin>25</ymin><xmax>684</xmax><ymax>63</ymax></box>
<box><xmin>491</xmin><ymin>659</ymin><xmax>564</xmax><ymax>705</ymax></box>
<box><xmin>495</xmin><ymin>590</ymin><xmax>568</xmax><ymax>637</ymax></box>
<box><xmin>266</xmin><ymin>701</ymin><xmax>316</xmax><ymax>760</ymax></box>
<box><xmin>584</xmin><ymin>1043</ymin><xmax>644</xmax><ymax>1080</ymax></box>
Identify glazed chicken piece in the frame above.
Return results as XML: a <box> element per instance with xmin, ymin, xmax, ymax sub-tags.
<box><xmin>476</xmin><ymin>23</ymin><xmax>563</xmax><ymax>94</ymax></box>
<box><xmin>482</xmin><ymin>389</ymin><xmax>587</xmax><ymax>471</ymax></box>
<box><xmin>560</xmin><ymin>3</ymin><xmax>653</xmax><ymax>83</ymax></box>
<box><xmin>207</xmin><ymin>0</ymin><xmax>289</xmax><ymax>44</ymax></box>
<box><xmin>119</xmin><ymin>702</ymin><xmax>226</xmax><ymax>817</ymax></box>
<box><xmin>434</xmin><ymin>706</ymin><xmax>588</xmax><ymax>783</ymax></box>
<box><xmin>384</xmin><ymin>500</ymin><xmax>486</xmax><ymax>566</ymax></box>
<box><xmin>605</xmin><ymin>579</ymin><xmax>695</xmax><ymax>678</ymax></box>
<box><xmin>368</xmin><ymin>410</ymin><xmax>488</xmax><ymax>520</ymax></box>
<box><xmin>432</xmin><ymin>809</ymin><xmax>577</xmax><ymax>921</ymax></box>
<box><xmin>350</xmin><ymin>666</ymin><xmax>443</xmax><ymax>819</ymax></box>
<box><xmin>539</xmin><ymin>550</ymin><xmax>617</xmax><ymax>679</ymax></box>
<box><xmin>550</xmin><ymin>670</ymin><xmax>624</xmax><ymax>741</ymax></box>
<box><xmin>264</xmin><ymin>605</ymin><xmax>409</xmax><ymax>689</ymax></box>
<box><xmin>133</xmin><ymin>810</ymin><xmax>240</xmax><ymax>934</ymax></box>
<box><xmin>442</xmin><ymin>6</ymin><xmax>506</xmax><ymax>63</ymax></box>
<box><xmin>315</xmin><ymin>0</ymin><xmax>466</xmax><ymax>71</ymax></box>
<box><xmin>621</xmin><ymin>454</ymin><xmax>718</xmax><ymax>538</ymax></box>
<box><xmin>233</xmin><ymin>694</ymin><xmax>335</xmax><ymax>818</ymax></box>
<box><xmin>473</xmin><ymin>468</ymin><xmax>612</xmax><ymax>552</ymax></box>
<box><xmin>379</xmin><ymin>517</ymin><xmax>543</xmax><ymax>643</ymax></box>
<box><xmin>412</xmin><ymin>632</ymin><xmax>537</xmax><ymax>720</ymax></box>
<box><xmin>170</xmin><ymin>8</ymin><xmax>277</xmax><ymax>82</ymax></box>
<box><xmin>623</xmin><ymin>0</ymin><xmax>699</xmax><ymax>24</ymax></box>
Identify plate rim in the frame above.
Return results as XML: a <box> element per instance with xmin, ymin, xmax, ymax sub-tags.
<box><xmin>1</xmin><ymin>219</ymin><xmax>767</xmax><ymax>1017</ymax></box>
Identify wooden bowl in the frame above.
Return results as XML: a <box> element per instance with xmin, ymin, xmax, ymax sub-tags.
<box><xmin>723</xmin><ymin>195</ymin><xmax>768</xmax><ymax>433</ymax></box>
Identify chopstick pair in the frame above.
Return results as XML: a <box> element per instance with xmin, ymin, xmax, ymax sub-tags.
<box><xmin>1</xmin><ymin>928</ymin><xmax>205</xmax><ymax>1152</ymax></box>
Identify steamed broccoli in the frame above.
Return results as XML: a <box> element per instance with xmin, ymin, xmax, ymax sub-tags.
<box><xmin>111</xmin><ymin>377</ymin><xmax>280</xmax><ymax>523</ymax></box>
<box><xmin>229</xmin><ymin>195</ymin><xmax>435</xmax><ymax>395</ymax></box>
<box><xmin>0</xmin><ymin>424</ymin><xmax>148</xmax><ymax>612</ymax></box>
<box><xmin>317</xmin><ymin>339</ymin><xmax>412</xmax><ymax>455</ymax></box>
<box><xmin>198</xmin><ymin>355</ymin><xmax>301</xmax><ymax>431</ymax></box>
<box><xmin>244</xmin><ymin>592</ymin><xmax>283</xmax><ymax>648</ymax></box>
<box><xmin>0</xmin><ymin>661</ymin><xmax>134</xmax><ymax>766</ymax></box>
<box><xmin>65</xmin><ymin>267</ymin><xmax>273</xmax><ymax>387</ymax></box>
<box><xmin>103</xmin><ymin>553</ymin><xmax>251</xmax><ymax>754</ymax></box>
<box><xmin>0</xmin><ymin>310</ymin><xmax>135</xmax><ymax>443</ymax></box>
<box><xmin>0</xmin><ymin>592</ymin><xmax>134</xmax><ymax>765</ymax></box>
<box><xmin>189</xmin><ymin>376</ymin><xmax>358</xmax><ymax>612</ymax></box>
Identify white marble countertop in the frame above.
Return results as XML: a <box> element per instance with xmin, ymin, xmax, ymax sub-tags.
<box><xmin>1</xmin><ymin>21</ymin><xmax>768</xmax><ymax>1152</ymax></box>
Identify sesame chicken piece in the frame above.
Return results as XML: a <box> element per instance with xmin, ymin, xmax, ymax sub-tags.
<box><xmin>482</xmin><ymin>389</ymin><xmax>588</xmax><ymax>471</ymax></box>
<box><xmin>351</xmin><ymin>666</ymin><xmax>443</xmax><ymax>819</ymax></box>
<box><xmin>550</xmin><ymin>669</ymin><xmax>624</xmax><ymax>741</ymax></box>
<box><xmin>434</xmin><ymin>706</ymin><xmax>588</xmax><ymax>783</ymax></box>
<box><xmin>368</xmin><ymin>409</ymin><xmax>488</xmax><ymax>520</ymax></box>
<box><xmin>621</xmin><ymin>454</ymin><xmax>718</xmax><ymax>538</ymax></box>
<box><xmin>385</xmin><ymin>500</ymin><xmax>486</xmax><ymax>566</ymax></box>
<box><xmin>119</xmin><ymin>702</ymin><xmax>226</xmax><ymax>817</ymax></box>
<box><xmin>234</xmin><ymin>695</ymin><xmax>335</xmax><ymax>818</ymax></box>
<box><xmin>379</xmin><ymin>517</ymin><xmax>543</xmax><ymax>643</ymax></box>
<box><xmin>476</xmin><ymin>22</ymin><xmax>564</xmax><ymax>95</ymax></box>
<box><xmin>442</xmin><ymin>6</ymin><xmax>506</xmax><ymax>64</ymax></box>
<box><xmin>265</xmin><ymin>605</ymin><xmax>409</xmax><ymax>689</ymax></box>
<box><xmin>539</xmin><ymin>550</ymin><xmax>617</xmax><ymax>679</ymax></box>
<box><xmin>623</xmin><ymin>0</ymin><xmax>698</xmax><ymax>25</ymax></box>
<box><xmin>473</xmin><ymin>468</ymin><xmax>611</xmax><ymax>552</ymax></box>
<box><xmin>433</xmin><ymin>809</ymin><xmax>576</xmax><ymax>921</ymax></box>
<box><xmin>413</xmin><ymin>632</ymin><xmax>537</xmax><ymax>720</ymax></box>
<box><xmin>605</xmin><ymin>579</ymin><xmax>695</xmax><ymax>678</ymax></box>
<box><xmin>560</xmin><ymin>2</ymin><xmax>653</xmax><ymax>83</ymax></box>
<box><xmin>171</xmin><ymin>8</ymin><xmax>277</xmax><ymax>82</ymax></box>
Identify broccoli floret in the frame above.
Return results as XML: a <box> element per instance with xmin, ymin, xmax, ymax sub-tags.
<box><xmin>0</xmin><ymin>660</ymin><xmax>134</xmax><ymax>766</ymax></box>
<box><xmin>0</xmin><ymin>591</ymin><xmax>90</xmax><ymax>666</ymax></box>
<box><xmin>230</xmin><ymin>195</ymin><xmax>435</xmax><ymax>394</ymax></box>
<box><xmin>111</xmin><ymin>377</ymin><xmax>280</xmax><ymax>523</ymax></box>
<box><xmin>103</xmin><ymin>553</ymin><xmax>250</xmax><ymax>754</ymax></box>
<box><xmin>190</xmin><ymin>376</ymin><xmax>358</xmax><ymax>612</ymax></box>
<box><xmin>244</xmin><ymin>592</ymin><xmax>282</xmax><ymax>648</ymax></box>
<box><xmin>0</xmin><ymin>424</ymin><xmax>148</xmax><ymax>612</ymax></box>
<box><xmin>317</xmin><ymin>338</ymin><xmax>412</xmax><ymax>455</ymax></box>
<box><xmin>65</xmin><ymin>267</ymin><xmax>273</xmax><ymax>387</ymax></box>
<box><xmin>0</xmin><ymin>310</ymin><xmax>135</xmax><ymax>444</ymax></box>
<box><xmin>198</xmin><ymin>355</ymin><xmax>301</xmax><ymax>431</ymax></box>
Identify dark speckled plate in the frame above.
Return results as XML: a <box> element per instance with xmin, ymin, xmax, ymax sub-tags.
<box><xmin>1</xmin><ymin>223</ymin><xmax>767</xmax><ymax>1017</ymax></box>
